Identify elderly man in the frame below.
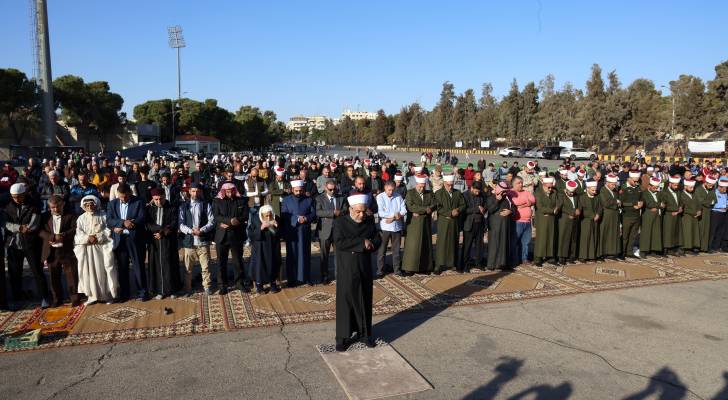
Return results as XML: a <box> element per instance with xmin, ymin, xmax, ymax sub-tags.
<box><xmin>680</xmin><ymin>179</ymin><xmax>702</xmax><ymax>254</ymax></box>
<box><xmin>315</xmin><ymin>179</ymin><xmax>343</xmax><ymax>285</ymax></box>
<box><xmin>179</xmin><ymin>183</ymin><xmax>215</xmax><ymax>295</ymax></box>
<box><xmin>402</xmin><ymin>173</ymin><xmax>435</xmax><ymax>274</ymax></box>
<box><xmin>376</xmin><ymin>181</ymin><xmax>407</xmax><ymax>278</ymax></box>
<box><xmin>107</xmin><ymin>183</ymin><xmax>148</xmax><ymax>301</ymax></box>
<box><xmin>599</xmin><ymin>174</ymin><xmax>622</xmax><ymax>260</ymax></box>
<box><xmin>5</xmin><ymin>183</ymin><xmax>50</xmax><ymax>307</ymax></box>
<box><xmin>281</xmin><ymin>180</ymin><xmax>316</xmax><ymax>286</ymax></box>
<box><xmin>533</xmin><ymin>175</ymin><xmax>559</xmax><ymax>267</ymax></box>
<box><xmin>333</xmin><ymin>193</ymin><xmax>381</xmax><ymax>352</ymax></box>
<box><xmin>557</xmin><ymin>180</ymin><xmax>581</xmax><ymax>264</ymax></box>
<box><xmin>461</xmin><ymin>181</ymin><xmax>486</xmax><ymax>271</ymax></box>
<box><xmin>244</xmin><ymin>167</ymin><xmax>269</xmax><ymax>228</ymax></box>
<box><xmin>39</xmin><ymin>195</ymin><xmax>79</xmax><ymax>306</ymax></box>
<box><xmin>39</xmin><ymin>170</ymin><xmax>70</xmax><ymax>212</ymax></box>
<box><xmin>639</xmin><ymin>177</ymin><xmax>664</xmax><ymax>258</ymax></box>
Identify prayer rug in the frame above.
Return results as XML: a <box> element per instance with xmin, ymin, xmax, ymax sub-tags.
<box><xmin>1</xmin><ymin>253</ymin><xmax>726</xmax><ymax>353</ymax></box>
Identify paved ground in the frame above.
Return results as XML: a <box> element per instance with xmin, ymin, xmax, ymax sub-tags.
<box><xmin>1</xmin><ymin>279</ymin><xmax>726</xmax><ymax>400</ymax></box>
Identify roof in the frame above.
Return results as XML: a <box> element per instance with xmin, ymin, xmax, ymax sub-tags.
<box><xmin>175</xmin><ymin>134</ymin><xmax>220</xmax><ymax>143</ymax></box>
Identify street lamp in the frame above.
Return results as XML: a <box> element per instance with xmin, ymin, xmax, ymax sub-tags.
<box><xmin>168</xmin><ymin>25</ymin><xmax>186</xmax><ymax>140</ymax></box>
<box><xmin>660</xmin><ymin>85</ymin><xmax>675</xmax><ymax>138</ymax></box>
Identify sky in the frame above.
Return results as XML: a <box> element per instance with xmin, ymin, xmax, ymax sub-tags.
<box><xmin>2</xmin><ymin>1</ymin><xmax>727</xmax><ymax>122</ymax></box>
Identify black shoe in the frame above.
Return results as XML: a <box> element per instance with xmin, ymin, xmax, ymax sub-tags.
<box><xmin>362</xmin><ymin>337</ymin><xmax>376</xmax><ymax>348</ymax></box>
<box><xmin>322</xmin><ymin>277</ymin><xmax>331</xmax><ymax>285</ymax></box>
<box><xmin>255</xmin><ymin>284</ymin><xmax>265</xmax><ymax>294</ymax></box>
<box><xmin>270</xmin><ymin>284</ymin><xmax>281</xmax><ymax>293</ymax></box>
<box><xmin>533</xmin><ymin>261</ymin><xmax>543</xmax><ymax>267</ymax></box>
<box><xmin>432</xmin><ymin>270</ymin><xmax>442</xmax><ymax>275</ymax></box>
<box><xmin>242</xmin><ymin>286</ymin><xmax>252</xmax><ymax>293</ymax></box>
<box><xmin>375</xmin><ymin>273</ymin><xmax>385</xmax><ymax>280</ymax></box>
<box><xmin>396</xmin><ymin>271</ymin><xmax>408</xmax><ymax>277</ymax></box>
<box><xmin>219</xmin><ymin>287</ymin><xmax>228</xmax><ymax>295</ymax></box>
<box><xmin>335</xmin><ymin>343</ymin><xmax>348</xmax><ymax>352</ymax></box>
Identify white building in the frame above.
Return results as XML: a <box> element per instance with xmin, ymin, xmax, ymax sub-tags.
<box><xmin>341</xmin><ymin>109</ymin><xmax>377</xmax><ymax>121</ymax></box>
<box><xmin>286</xmin><ymin>115</ymin><xmax>329</xmax><ymax>132</ymax></box>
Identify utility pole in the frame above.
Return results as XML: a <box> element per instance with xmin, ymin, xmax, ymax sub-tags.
<box><xmin>168</xmin><ymin>26</ymin><xmax>185</xmax><ymax>141</ymax></box>
<box><xmin>36</xmin><ymin>0</ymin><xmax>54</xmax><ymax>147</ymax></box>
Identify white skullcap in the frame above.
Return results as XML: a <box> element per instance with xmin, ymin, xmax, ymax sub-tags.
<box><xmin>394</xmin><ymin>174</ymin><xmax>403</xmax><ymax>181</ymax></box>
<box><xmin>705</xmin><ymin>176</ymin><xmax>718</xmax><ymax>185</ymax></box>
<box><xmin>586</xmin><ymin>181</ymin><xmax>598</xmax><ymax>188</ymax></box>
<box><xmin>646</xmin><ymin>167</ymin><xmax>655</xmax><ymax>172</ymax></box>
<box><xmin>649</xmin><ymin>177</ymin><xmax>662</xmax><ymax>187</ymax></box>
<box><xmin>443</xmin><ymin>174</ymin><xmax>455</xmax><ymax>183</ymax></box>
<box><xmin>683</xmin><ymin>180</ymin><xmax>696</xmax><ymax>187</ymax></box>
<box><xmin>274</xmin><ymin>168</ymin><xmax>285</xmax><ymax>176</ymax></box>
<box><xmin>415</xmin><ymin>174</ymin><xmax>427</xmax><ymax>184</ymax></box>
<box><xmin>629</xmin><ymin>171</ymin><xmax>641</xmax><ymax>179</ymax></box>
<box><xmin>290</xmin><ymin>180</ymin><xmax>305</xmax><ymax>188</ymax></box>
<box><xmin>559</xmin><ymin>169</ymin><xmax>568</xmax><ymax>176</ymax></box>
<box><xmin>668</xmin><ymin>176</ymin><xmax>681</xmax><ymax>184</ymax></box>
<box><xmin>10</xmin><ymin>183</ymin><xmax>26</xmax><ymax>194</ymax></box>
<box><xmin>542</xmin><ymin>177</ymin><xmax>555</xmax><ymax>184</ymax></box>
<box><xmin>605</xmin><ymin>174</ymin><xmax>619</xmax><ymax>183</ymax></box>
<box><xmin>566</xmin><ymin>180</ymin><xmax>578</xmax><ymax>192</ymax></box>
<box><xmin>538</xmin><ymin>171</ymin><xmax>547</xmax><ymax>177</ymax></box>
<box><xmin>414</xmin><ymin>166</ymin><xmax>423</xmax><ymax>173</ymax></box>
<box><xmin>347</xmin><ymin>194</ymin><xmax>368</xmax><ymax>206</ymax></box>
<box><xmin>719</xmin><ymin>179</ymin><xmax>728</xmax><ymax>188</ymax></box>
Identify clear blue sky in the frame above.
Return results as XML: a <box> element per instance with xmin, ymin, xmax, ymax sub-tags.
<box><xmin>2</xmin><ymin>1</ymin><xmax>726</xmax><ymax>122</ymax></box>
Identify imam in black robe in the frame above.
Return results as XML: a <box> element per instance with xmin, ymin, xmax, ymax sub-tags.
<box><xmin>145</xmin><ymin>201</ymin><xmax>180</xmax><ymax>296</ymax></box>
<box><xmin>486</xmin><ymin>192</ymin><xmax>515</xmax><ymax>270</ymax></box>
<box><xmin>247</xmin><ymin>215</ymin><xmax>282</xmax><ymax>285</ymax></box>
<box><xmin>333</xmin><ymin>214</ymin><xmax>382</xmax><ymax>346</ymax></box>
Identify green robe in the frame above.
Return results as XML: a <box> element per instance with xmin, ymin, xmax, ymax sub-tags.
<box><xmin>659</xmin><ymin>188</ymin><xmax>682</xmax><ymax>249</ymax></box>
<box><xmin>557</xmin><ymin>193</ymin><xmax>579</xmax><ymax>260</ymax></box>
<box><xmin>534</xmin><ymin>188</ymin><xmax>559</xmax><ymax>260</ymax></box>
<box><xmin>679</xmin><ymin>190</ymin><xmax>701</xmax><ymax>250</ymax></box>
<box><xmin>433</xmin><ymin>188</ymin><xmax>466</xmax><ymax>270</ymax></box>
<box><xmin>620</xmin><ymin>183</ymin><xmax>642</xmax><ymax>256</ymax></box>
<box><xmin>269</xmin><ymin>180</ymin><xmax>291</xmax><ymax>217</ymax></box>
<box><xmin>639</xmin><ymin>189</ymin><xmax>663</xmax><ymax>253</ymax></box>
<box><xmin>578</xmin><ymin>194</ymin><xmax>601</xmax><ymax>260</ymax></box>
<box><xmin>694</xmin><ymin>185</ymin><xmax>716</xmax><ymax>252</ymax></box>
<box><xmin>402</xmin><ymin>189</ymin><xmax>435</xmax><ymax>273</ymax></box>
<box><xmin>598</xmin><ymin>186</ymin><xmax>622</xmax><ymax>257</ymax></box>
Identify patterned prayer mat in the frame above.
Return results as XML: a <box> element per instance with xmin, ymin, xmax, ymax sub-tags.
<box><xmin>0</xmin><ymin>253</ymin><xmax>726</xmax><ymax>353</ymax></box>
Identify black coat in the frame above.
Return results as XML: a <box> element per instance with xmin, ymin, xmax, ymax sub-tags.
<box><xmin>333</xmin><ymin>215</ymin><xmax>382</xmax><ymax>342</ymax></box>
<box><xmin>247</xmin><ymin>215</ymin><xmax>282</xmax><ymax>284</ymax></box>
<box><xmin>462</xmin><ymin>190</ymin><xmax>485</xmax><ymax>232</ymax></box>
<box><xmin>213</xmin><ymin>196</ymin><xmax>248</xmax><ymax>244</ymax></box>
<box><xmin>486</xmin><ymin>193</ymin><xmax>515</xmax><ymax>269</ymax></box>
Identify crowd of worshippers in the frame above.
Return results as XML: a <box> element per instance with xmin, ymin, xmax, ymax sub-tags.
<box><xmin>1</xmin><ymin>152</ymin><xmax>728</xmax><ymax>311</ymax></box>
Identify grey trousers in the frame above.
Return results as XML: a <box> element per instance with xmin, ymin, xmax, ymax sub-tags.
<box><xmin>377</xmin><ymin>230</ymin><xmax>402</xmax><ymax>274</ymax></box>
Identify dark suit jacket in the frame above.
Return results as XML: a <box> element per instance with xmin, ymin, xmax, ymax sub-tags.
<box><xmin>462</xmin><ymin>190</ymin><xmax>486</xmax><ymax>232</ymax></box>
<box><xmin>315</xmin><ymin>193</ymin><xmax>343</xmax><ymax>240</ymax></box>
<box><xmin>39</xmin><ymin>212</ymin><xmax>77</xmax><ymax>263</ymax></box>
<box><xmin>107</xmin><ymin>196</ymin><xmax>146</xmax><ymax>250</ymax></box>
<box><xmin>213</xmin><ymin>196</ymin><xmax>248</xmax><ymax>243</ymax></box>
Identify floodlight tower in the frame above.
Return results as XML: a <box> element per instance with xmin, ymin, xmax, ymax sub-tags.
<box><xmin>168</xmin><ymin>25</ymin><xmax>186</xmax><ymax>140</ymax></box>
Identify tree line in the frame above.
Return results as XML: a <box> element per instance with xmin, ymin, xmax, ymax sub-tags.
<box><xmin>0</xmin><ymin>69</ymin><xmax>289</xmax><ymax>150</ymax></box>
<box><xmin>317</xmin><ymin>61</ymin><xmax>728</xmax><ymax>149</ymax></box>
<box><xmin>2</xmin><ymin>60</ymin><xmax>728</xmax><ymax>151</ymax></box>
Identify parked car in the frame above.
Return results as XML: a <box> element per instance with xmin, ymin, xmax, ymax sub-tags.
<box><xmin>560</xmin><ymin>147</ymin><xmax>597</xmax><ymax>161</ymax></box>
<box><xmin>524</xmin><ymin>148</ymin><xmax>540</xmax><ymax>158</ymax></box>
<box><xmin>498</xmin><ymin>147</ymin><xmax>523</xmax><ymax>157</ymax></box>
<box><xmin>539</xmin><ymin>146</ymin><xmax>565</xmax><ymax>160</ymax></box>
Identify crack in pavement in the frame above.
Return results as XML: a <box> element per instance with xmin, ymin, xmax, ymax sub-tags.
<box><xmin>278</xmin><ymin>323</ymin><xmax>313</xmax><ymax>400</ymax></box>
<box><xmin>45</xmin><ymin>342</ymin><xmax>117</xmax><ymax>400</ymax></box>
<box><xmin>427</xmin><ymin>311</ymin><xmax>707</xmax><ymax>400</ymax></box>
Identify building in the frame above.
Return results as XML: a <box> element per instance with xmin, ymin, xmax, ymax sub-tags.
<box><xmin>341</xmin><ymin>109</ymin><xmax>377</xmax><ymax>121</ymax></box>
<box><xmin>175</xmin><ymin>134</ymin><xmax>220</xmax><ymax>154</ymax></box>
<box><xmin>286</xmin><ymin>115</ymin><xmax>329</xmax><ymax>132</ymax></box>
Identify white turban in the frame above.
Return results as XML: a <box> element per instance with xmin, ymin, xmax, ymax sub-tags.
<box><xmin>9</xmin><ymin>183</ymin><xmax>26</xmax><ymax>195</ymax></box>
